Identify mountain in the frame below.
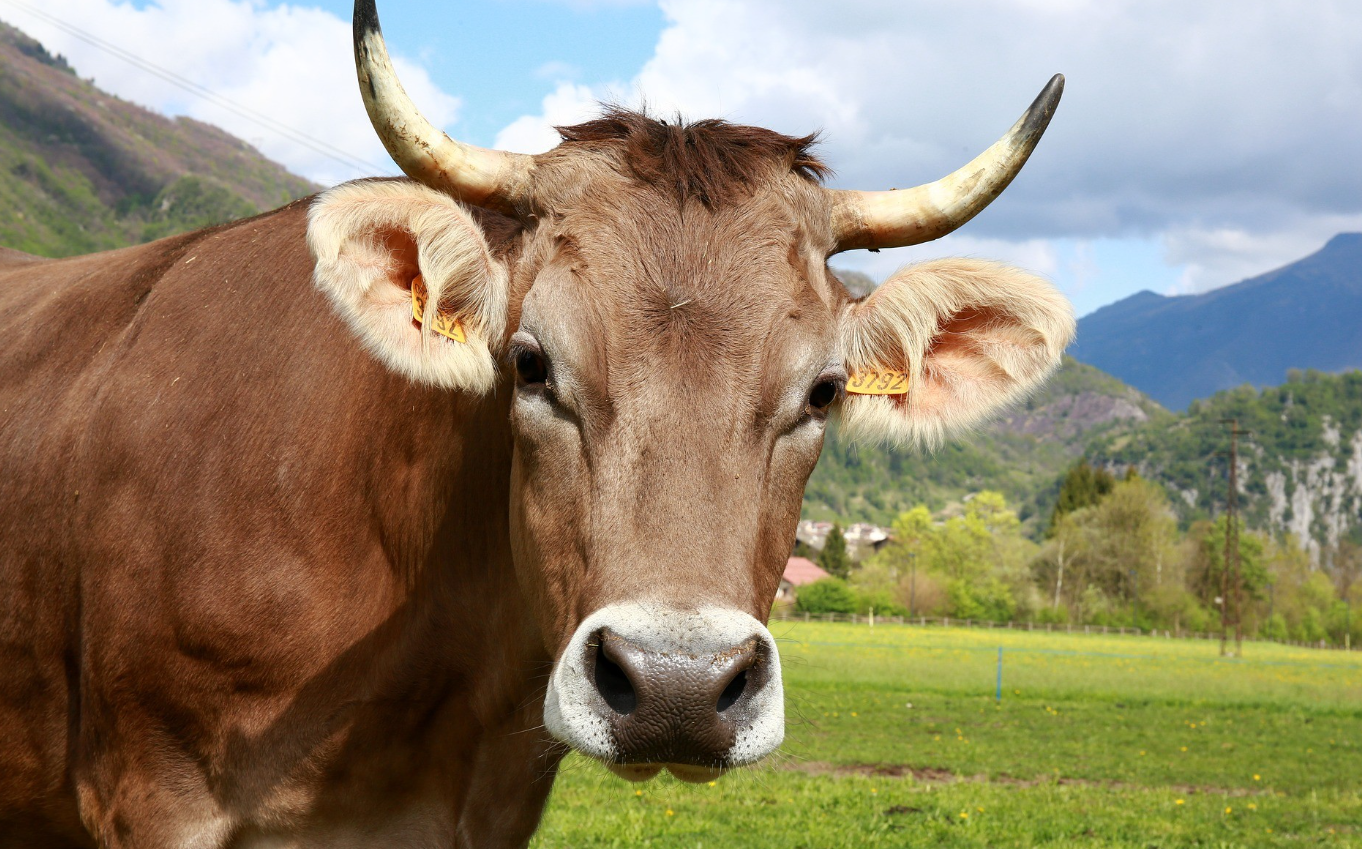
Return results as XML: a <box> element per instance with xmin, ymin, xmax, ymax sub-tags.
<box><xmin>0</xmin><ymin>20</ymin><xmax>315</xmax><ymax>257</ymax></box>
<box><xmin>1072</xmin><ymin>234</ymin><xmax>1362</xmax><ymax>410</ymax></box>
<box><xmin>802</xmin><ymin>356</ymin><xmax>1167</xmax><ymax>534</ymax></box>
<box><xmin>1089</xmin><ymin>369</ymin><xmax>1362</xmax><ymax>563</ymax></box>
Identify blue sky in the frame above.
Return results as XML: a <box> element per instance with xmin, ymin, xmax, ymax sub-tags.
<box><xmin>8</xmin><ymin>0</ymin><xmax>1362</xmax><ymax>318</ymax></box>
<box><xmin>299</xmin><ymin>0</ymin><xmax>666</xmax><ymax>147</ymax></box>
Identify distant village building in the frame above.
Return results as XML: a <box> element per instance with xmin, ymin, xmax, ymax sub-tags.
<box><xmin>777</xmin><ymin>557</ymin><xmax>831</xmax><ymax>603</ymax></box>
<box><xmin>795</xmin><ymin>520</ymin><xmax>892</xmax><ymax>560</ymax></box>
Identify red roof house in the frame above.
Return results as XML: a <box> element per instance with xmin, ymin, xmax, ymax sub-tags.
<box><xmin>778</xmin><ymin>556</ymin><xmax>831</xmax><ymax>601</ymax></box>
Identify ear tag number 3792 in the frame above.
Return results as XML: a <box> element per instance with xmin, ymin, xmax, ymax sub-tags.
<box><xmin>411</xmin><ymin>275</ymin><xmax>468</xmax><ymax>344</ymax></box>
<box><xmin>846</xmin><ymin>369</ymin><xmax>910</xmax><ymax>396</ymax></box>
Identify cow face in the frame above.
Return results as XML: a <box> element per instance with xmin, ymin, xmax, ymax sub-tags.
<box><xmin>308</xmin><ymin>0</ymin><xmax>1074</xmax><ymax>783</ymax></box>
<box><xmin>507</xmin><ymin>140</ymin><xmax>842</xmax><ymax>780</ymax></box>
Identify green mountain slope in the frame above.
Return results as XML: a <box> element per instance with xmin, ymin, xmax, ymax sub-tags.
<box><xmin>1090</xmin><ymin>369</ymin><xmax>1362</xmax><ymax>560</ymax></box>
<box><xmin>803</xmin><ymin>357</ymin><xmax>1168</xmax><ymax>532</ymax></box>
<box><xmin>0</xmin><ymin>20</ymin><xmax>316</xmax><ymax>257</ymax></box>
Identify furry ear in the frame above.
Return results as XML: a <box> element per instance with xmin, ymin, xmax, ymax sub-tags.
<box><xmin>838</xmin><ymin>259</ymin><xmax>1075</xmax><ymax>448</ymax></box>
<box><xmin>307</xmin><ymin>180</ymin><xmax>508</xmax><ymax>392</ymax></box>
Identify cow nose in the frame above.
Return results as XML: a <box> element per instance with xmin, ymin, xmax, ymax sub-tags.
<box><xmin>544</xmin><ymin>605</ymin><xmax>785</xmax><ymax>776</ymax></box>
<box><xmin>588</xmin><ymin>627</ymin><xmax>767</xmax><ymax>766</ymax></box>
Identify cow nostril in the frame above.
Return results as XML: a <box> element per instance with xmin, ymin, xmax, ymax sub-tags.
<box><xmin>593</xmin><ymin>643</ymin><xmax>637</xmax><ymax>715</ymax></box>
<box><xmin>716</xmin><ymin>670</ymin><xmax>748</xmax><ymax>713</ymax></box>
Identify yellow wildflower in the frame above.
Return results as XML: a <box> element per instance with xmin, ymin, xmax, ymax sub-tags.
<box><xmin>665</xmin><ymin>809</ymin><xmax>674</xmax><ymax>817</ymax></box>
<box><xmin>1175</xmin><ymin>800</ymin><xmax>1185</xmax><ymax>806</ymax></box>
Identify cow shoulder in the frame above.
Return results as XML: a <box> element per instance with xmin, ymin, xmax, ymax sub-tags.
<box><xmin>308</xmin><ymin>180</ymin><xmax>509</xmax><ymax>393</ymax></box>
<box><xmin>837</xmin><ymin>258</ymin><xmax>1075</xmax><ymax>448</ymax></box>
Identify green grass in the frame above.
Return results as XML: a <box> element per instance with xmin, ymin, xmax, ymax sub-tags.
<box><xmin>531</xmin><ymin>623</ymin><xmax>1362</xmax><ymax>848</ymax></box>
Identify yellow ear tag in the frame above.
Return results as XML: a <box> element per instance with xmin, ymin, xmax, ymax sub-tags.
<box><xmin>846</xmin><ymin>369</ymin><xmax>911</xmax><ymax>396</ymax></box>
<box><xmin>411</xmin><ymin>275</ymin><xmax>467</xmax><ymax>344</ymax></box>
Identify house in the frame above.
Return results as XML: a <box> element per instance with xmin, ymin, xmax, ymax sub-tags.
<box><xmin>795</xmin><ymin>520</ymin><xmax>893</xmax><ymax>560</ymax></box>
<box><xmin>777</xmin><ymin>556</ymin><xmax>831</xmax><ymax>603</ymax></box>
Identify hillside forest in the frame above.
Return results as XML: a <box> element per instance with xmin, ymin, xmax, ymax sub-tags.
<box><xmin>0</xmin><ymin>21</ymin><xmax>314</xmax><ymax>257</ymax></box>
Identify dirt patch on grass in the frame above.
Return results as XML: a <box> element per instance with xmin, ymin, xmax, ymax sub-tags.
<box><xmin>782</xmin><ymin>761</ymin><xmax>1273</xmax><ymax>796</ymax></box>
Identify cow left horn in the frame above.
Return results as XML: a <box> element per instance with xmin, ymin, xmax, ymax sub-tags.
<box><xmin>828</xmin><ymin>75</ymin><xmax>1064</xmax><ymax>253</ymax></box>
<box><xmin>353</xmin><ymin>0</ymin><xmax>533</xmax><ymax>215</ymax></box>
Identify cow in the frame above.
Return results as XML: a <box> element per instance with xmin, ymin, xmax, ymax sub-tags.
<box><xmin>0</xmin><ymin>1</ymin><xmax>1074</xmax><ymax>846</ymax></box>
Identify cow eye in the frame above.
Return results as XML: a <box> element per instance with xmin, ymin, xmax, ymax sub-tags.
<box><xmin>514</xmin><ymin>346</ymin><xmax>548</xmax><ymax>386</ymax></box>
<box><xmin>807</xmin><ymin>379</ymin><xmax>840</xmax><ymax>415</ymax></box>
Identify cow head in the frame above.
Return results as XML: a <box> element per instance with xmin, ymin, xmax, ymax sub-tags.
<box><xmin>308</xmin><ymin>0</ymin><xmax>1075</xmax><ymax>783</ymax></box>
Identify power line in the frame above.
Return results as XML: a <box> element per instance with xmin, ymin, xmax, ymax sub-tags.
<box><xmin>0</xmin><ymin>0</ymin><xmax>396</xmax><ymax>177</ymax></box>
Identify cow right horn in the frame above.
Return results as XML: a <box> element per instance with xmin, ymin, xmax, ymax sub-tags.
<box><xmin>353</xmin><ymin>0</ymin><xmax>533</xmax><ymax>216</ymax></box>
<box><xmin>828</xmin><ymin>74</ymin><xmax>1064</xmax><ymax>253</ymax></box>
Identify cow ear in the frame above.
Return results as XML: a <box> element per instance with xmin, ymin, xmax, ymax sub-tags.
<box><xmin>307</xmin><ymin>180</ymin><xmax>508</xmax><ymax>392</ymax></box>
<box><xmin>837</xmin><ymin>259</ymin><xmax>1075</xmax><ymax>448</ymax></box>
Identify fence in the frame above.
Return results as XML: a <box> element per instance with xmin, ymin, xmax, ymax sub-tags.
<box><xmin>768</xmin><ymin>609</ymin><xmax>1352</xmax><ymax>652</ymax></box>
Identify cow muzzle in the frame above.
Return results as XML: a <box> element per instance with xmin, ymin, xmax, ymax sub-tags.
<box><xmin>543</xmin><ymin>605</ymin><xmax>784</xmax><ymax>782</ymax></box>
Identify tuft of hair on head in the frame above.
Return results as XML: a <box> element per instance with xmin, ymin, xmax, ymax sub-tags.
<box><xmin>555</xmin><ymin>106</ymin><xmax>830</xmax><ymax>208</ymax></box>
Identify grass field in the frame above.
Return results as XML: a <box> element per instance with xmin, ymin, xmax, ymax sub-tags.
<box><xmin>529</xmin><ymin>623</ymin><xmax>1362</xmax><ymax>848</ymax></box>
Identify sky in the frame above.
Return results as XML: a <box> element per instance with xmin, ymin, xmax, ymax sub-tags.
<box><xmin>2</xmin><ymin>0</ymin><xmax>1360</xmax><ymax>317</ymax></box>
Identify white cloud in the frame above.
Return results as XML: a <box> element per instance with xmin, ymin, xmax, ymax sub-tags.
<box><xmin>2</xmin><ymin>0</ymin><xmax>458</xmax><ymax>187</ymax></box>
<box><xmin>833</xmin><ymin>234</ymin><xmax>1060</xmax><ymax>287</ymax></box>
<box><xmin>493</xmin><ymin>81</ymin><xmax>601</xmax><ymax>153</ymax></box>
<box><xmin>1166</xmin><ymin>214</ymin><xmax>1362</xmax><ymax>294</ymax></box>
<box><xmin>494</xmin><ymin>0</ymin><xmax>1362</xmax><ymax>295</ymax></box>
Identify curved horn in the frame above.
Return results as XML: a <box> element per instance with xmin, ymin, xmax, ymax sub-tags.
<box><xmin>829</xmin><ymin>74</ymin><xmax>1064</xmax><ymax>253</ymax></box>
<box><xmin>353</xmin><ymin>0</ymin><xmax>532</xmax><ymax>214</ymax></box>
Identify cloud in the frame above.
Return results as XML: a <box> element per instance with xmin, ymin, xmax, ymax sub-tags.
<box><xmin>2</xmin><ymin>0</ymin><xmax>458</xmax><ymax>187</ymax></box>
<box><xmin>493</xmin><ymin>81</ymin><xmax>601</xmax><ymax>153</ymax></box>
<box><xmin>495</xmin><ymin>0</ymin><xmax>1362</xmax><ymax>293</ymax></box>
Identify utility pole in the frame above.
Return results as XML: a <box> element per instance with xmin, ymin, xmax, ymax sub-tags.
<box><xmin>1219</xmin><ymin>419</ymin><xmax>1247</xmax><ymax>657</ymax></box>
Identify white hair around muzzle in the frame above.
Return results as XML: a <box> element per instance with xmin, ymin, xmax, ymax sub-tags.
<box><xmin>543</xmin><ymin>604</ymin><xmax>785</xmax><ymax>777</ymax></box>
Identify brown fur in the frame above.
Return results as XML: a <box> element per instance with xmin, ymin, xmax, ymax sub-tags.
<box><xmin>555</xmin><ymin>108</ymin><xmax>829</xmax><ymax>208</ymax></box>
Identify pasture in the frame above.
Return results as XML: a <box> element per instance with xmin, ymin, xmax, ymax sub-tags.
<box><xmin>530</xmin><ymin>623</ymin><xmax>1362</xmax><ymax>848</ymax></box>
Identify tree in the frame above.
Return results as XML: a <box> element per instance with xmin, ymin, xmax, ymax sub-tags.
<box><xmin>819</xmin><ymin>522</ymin><xmax>851</xmax><ymax>578</ymax></box>
<box><xmin>869</xmin><ymin>493</ymin><xmax>1035</xmax><ymax>621</ymax></box>
<box><xmin>1047</xmin><ymin>459</ymin><xmax>1115</xmax><ymax>537</ymax></box>
<box><xmin>1034</xmin><ymin>477</ymin><xmax>1180</xmax><ymax>626</ymax></box>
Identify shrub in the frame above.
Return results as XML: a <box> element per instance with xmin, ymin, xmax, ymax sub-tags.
<box><xmin>795</xmin><ymin>578</ymin><xmax>857</xmax><ymax>615</ymax></box>
<box><xmin>853</xmin><ymin>588</ymin><xmax>908</xmax><ymax>617</ymax></box>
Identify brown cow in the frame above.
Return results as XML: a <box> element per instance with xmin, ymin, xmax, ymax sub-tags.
<box><xmin>0</xmin><ymin>1</ymin><xmax>1074</xmax><ymax>846</ymax></box>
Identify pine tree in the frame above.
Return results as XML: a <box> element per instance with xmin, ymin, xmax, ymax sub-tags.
<box><xmin>819</xmin><ymin>523</ymin><xmax>851</xmax><ymax>578</ymax></box>
<box><xmin>1047</xmin><ymin>459</ymin><xmax>1115</xmax><ymax>537</ymax></box>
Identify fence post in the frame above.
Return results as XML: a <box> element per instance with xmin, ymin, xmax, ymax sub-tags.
<box><xmin>995</xmin><ymin>647</ymin><xmax>1003</xmax><ymax>704</ymax></box>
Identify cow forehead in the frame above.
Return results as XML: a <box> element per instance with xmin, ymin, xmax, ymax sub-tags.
<box><xmin>518</xmin><ymin>192</ymin><xmax>842</xmax><ymax>388</ymax></box>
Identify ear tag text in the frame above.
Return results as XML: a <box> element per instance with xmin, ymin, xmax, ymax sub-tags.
<box><xmin>846</xmin><ymin>369</ymin><xmax>910</xmax><ymax>396</ymax></box>
<box><xmin>411</xmin><ymin>275</ymin><xmax>468</xmax><ymax>344</ymax></box>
